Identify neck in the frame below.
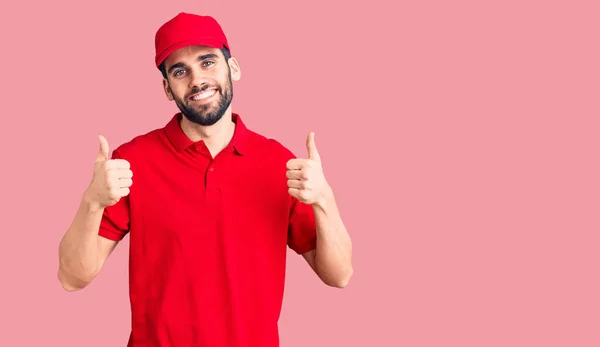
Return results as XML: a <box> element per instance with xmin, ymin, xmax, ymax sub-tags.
<box><xmin>180</xmin><ymin>108</ymin><xmax>236</xmax><ymax>158</ymax></box>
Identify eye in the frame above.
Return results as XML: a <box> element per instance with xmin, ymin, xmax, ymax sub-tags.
<box><xmin>174</xmin><ymin>69</ymin><xmax>186</xmax><ymax>77</ymax></box>
<box><xmin>203</xmin><ymin>61</ymin><xmax>215</xmax><ymax>67</ymax></box>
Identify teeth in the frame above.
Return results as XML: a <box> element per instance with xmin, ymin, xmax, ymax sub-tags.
<box><xmin>191</xmin><ymin>90</ymin><xmax>216</xmax><ymax>100</ymax></box>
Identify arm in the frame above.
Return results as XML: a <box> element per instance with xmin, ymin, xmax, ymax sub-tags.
<box><xmin>58</xmin><ymin>135</ymin><xmax>132</xmax><ymax>291</ymax></box>
<box><xmin>286</xmin><ymin>132</ymin><xmax>354</xmax><ymax>288</ymax></box>
<box><xmin>302</xmin><ymin>185</ymin><xmax>353</xmax><ymax>288</ymax></box>
<box><xmin>58</xmin><ymin>193</ymin><xmax>119</xmax><ymax>291</ymax></box>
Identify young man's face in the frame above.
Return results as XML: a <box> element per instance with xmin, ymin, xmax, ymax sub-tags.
<box><xmin>162</xmin><ymin>45</ymin><xmax>240</xmax><ymax>126</ymax></box>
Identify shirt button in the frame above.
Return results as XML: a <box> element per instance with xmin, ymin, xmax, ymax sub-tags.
<box><xmin>209</xmin><ymin>166</ymin><xmax>214</xmax><ymax>172</ymax></box>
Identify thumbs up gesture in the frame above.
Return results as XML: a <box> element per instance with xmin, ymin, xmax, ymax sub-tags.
<box><xmin>286</xmin><ymin>132</ymin><xmax>331</xmax><ymax>205</ymax></box>
<box><xmin>84</xmin><ymin>135</ymin><xmax>133</xmax><ymax>209</ymax></box>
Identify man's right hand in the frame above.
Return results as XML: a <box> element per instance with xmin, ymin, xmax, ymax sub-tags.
<box><xmin>84</xmin><ymin>135</ymin><xmax>133</xmax><ymax>210</ymax></box>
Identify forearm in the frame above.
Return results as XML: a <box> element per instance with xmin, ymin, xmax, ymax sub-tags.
<box><xmin>58</xmin><ymin>192</ymin><xmax>104</xmax><ymax>290</ymax></box>
<box><xmin>313</xmin><ymin>186</ymin><xmax>353</xmax><ymax>288</ymax></box>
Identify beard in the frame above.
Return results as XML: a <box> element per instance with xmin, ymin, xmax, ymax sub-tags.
<box><xmin>171</xmin><ymin>71</ymin><xmax>233</xmax><ymax>126</ymax></box>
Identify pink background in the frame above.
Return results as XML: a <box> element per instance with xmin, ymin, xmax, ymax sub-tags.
<box><xmin>0</xmin><ymin>0</ymin><xmax>599</xmax><ymax>346</ymax></box>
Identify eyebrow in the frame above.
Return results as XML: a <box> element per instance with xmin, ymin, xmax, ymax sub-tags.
<box><xmin>167</xmin><ymin>53</ymin><xmax>220</xmax><ymax>74</ymax></box>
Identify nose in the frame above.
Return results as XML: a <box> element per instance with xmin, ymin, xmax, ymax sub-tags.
<box><xmin>188</xmin><ymin>67</ymin><xmax>209</xmax><ymax>90</ymax></box>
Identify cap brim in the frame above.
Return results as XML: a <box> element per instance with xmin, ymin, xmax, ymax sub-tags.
<box><xmin>155</xmin><ymin>38</ymin><xmax>226</xmax><ymax>68</ymax></box>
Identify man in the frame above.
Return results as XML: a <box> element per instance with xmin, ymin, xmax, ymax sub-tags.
<box><xmin>57</xmin><ymin>12</ymin><xmax>353</xmax><ymax>347</ymax></box>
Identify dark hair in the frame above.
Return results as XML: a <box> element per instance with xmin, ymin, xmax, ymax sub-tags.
<box><xmin>159</xmin><ymin>46</ymin><xmax>231</xmax><ymax>79</ymax></box>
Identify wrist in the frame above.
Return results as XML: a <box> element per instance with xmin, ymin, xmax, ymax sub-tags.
<box><xmin>82</xmin><ymin>189</ymin><xmax>104</xmax><ymax>213</ymax></box>
<box><xmin>313</xmin><ymin>183</ymin><xmax>334</xmax><ymax>211</ymax></box>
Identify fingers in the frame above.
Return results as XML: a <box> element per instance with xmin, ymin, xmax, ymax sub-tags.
<box><xmin>288</xmin><ymin>187</ymin><xmax>302</xmax><ymax>200</ymax></box>
<box><xmin>288</xmin><ymin>187</ymin><xmax>311</xmax><ymax>202</ymax></box>
<box><xmin>118</xmin><ymin>169</ymin><xmax>134</xmax><ymax>179</ymax></box>
<box><xmin>104</xmin><ymin>159</ymin><xmax>131</xmax><ymax>170</ymax></box>
<box><xmin>96</xmin><ymin>135</ymin><xmax>110</xmax><ymax>162</ymax></box>
<box><xmin>119</xmin><ymin>177</ymin><xmax>133</xmax><ymax>188</ymax></box>
<box><xmin>105</xmin><ymin>183</ymin><xmax>131</xmax><ymax>203</ymax></box>
<box><xmin>117</xmin><ymin>187</ymin><xmax>131</xmax><ymax>197</ymax></box>
<box><xmin>286</xmin><ymin>158</ymin><xmax>313</xmax><ymax>170</ymax></box>
<box><xmin>286</xmin><ymin>158</ymin><xmax>303</xmax><ymax>170</ymax></box>
<box><xmin>286</xmin><ymin>169</ymin><xmax>304</xmax><ymax>180</ymax></box>
<box><xmin>106</xmin><ymin>169</ymin><xmax>133</xmax><ymax>181</ymax></box>
<box><xmin>106</xmin><ymin>179</ymin><xmax>131</xmax><ymax>202</ymax></box>
<box><xmin>287</xmin><ymin>179</ymin><xmax>305</xmax><ymax>189</ymax></box>
<box><xmin>306</xmin><ymin>132</ymin><xmax>321</xmax><ymax>162</ymax></box>
<box><xmin>88</xmin><ymin>140</ymin><xmax>133</xmax><ymax>207</ymax></box>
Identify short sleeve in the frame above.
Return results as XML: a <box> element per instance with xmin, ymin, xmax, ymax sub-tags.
<box><xmin>287</xmin><ymin>196</ymin><xmax>317</xmax><ymax>254</ymax></box>
<box><xmin>98</xmin><ymin>149</ymin><xmax>130</xmax><ymax>241</ymax></box>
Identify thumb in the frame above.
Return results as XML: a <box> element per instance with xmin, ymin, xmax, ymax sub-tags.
<box><xmin>96</xmin><ymin>135</ymin><xmax>110</xmax><ymax>162</ymax></box>
<box><xmin>306</xmin><ymin>132</ymin><xmax>321</xmax><ymax>162</ymax></box>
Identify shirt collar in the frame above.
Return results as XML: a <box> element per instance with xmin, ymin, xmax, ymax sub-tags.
<box><xmin>165</xmin><ymin>112</ymin><xmax>249</xmax><ymax>155</ymax></box>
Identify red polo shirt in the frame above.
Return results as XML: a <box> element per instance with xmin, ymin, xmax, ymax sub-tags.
<box><xmin>98</xmin><ymin>112</ymin><xmax>317</xmax><ymax>347</ymax></box>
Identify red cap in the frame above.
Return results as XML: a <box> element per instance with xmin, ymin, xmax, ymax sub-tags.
<box><xmin>154</xmin><ymin>12</ymin><xmax>230</xmax><ymax>68</ymax></box>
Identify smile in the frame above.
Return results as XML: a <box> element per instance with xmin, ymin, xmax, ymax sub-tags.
<box><xmin>189</xmin><ymin>89</ymin><xmax>217</xmax><ymax>101</ymax></box>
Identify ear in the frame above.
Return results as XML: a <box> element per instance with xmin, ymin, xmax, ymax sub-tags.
<box><xmin>228</xmin><ymin>57</ymin><xmax>241</xmax><ymax>81</ymax></box>
<box><xmin>163</xmin><ymin>78</ymin><xmax>174</xmax><ymax>101</ymax></box>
